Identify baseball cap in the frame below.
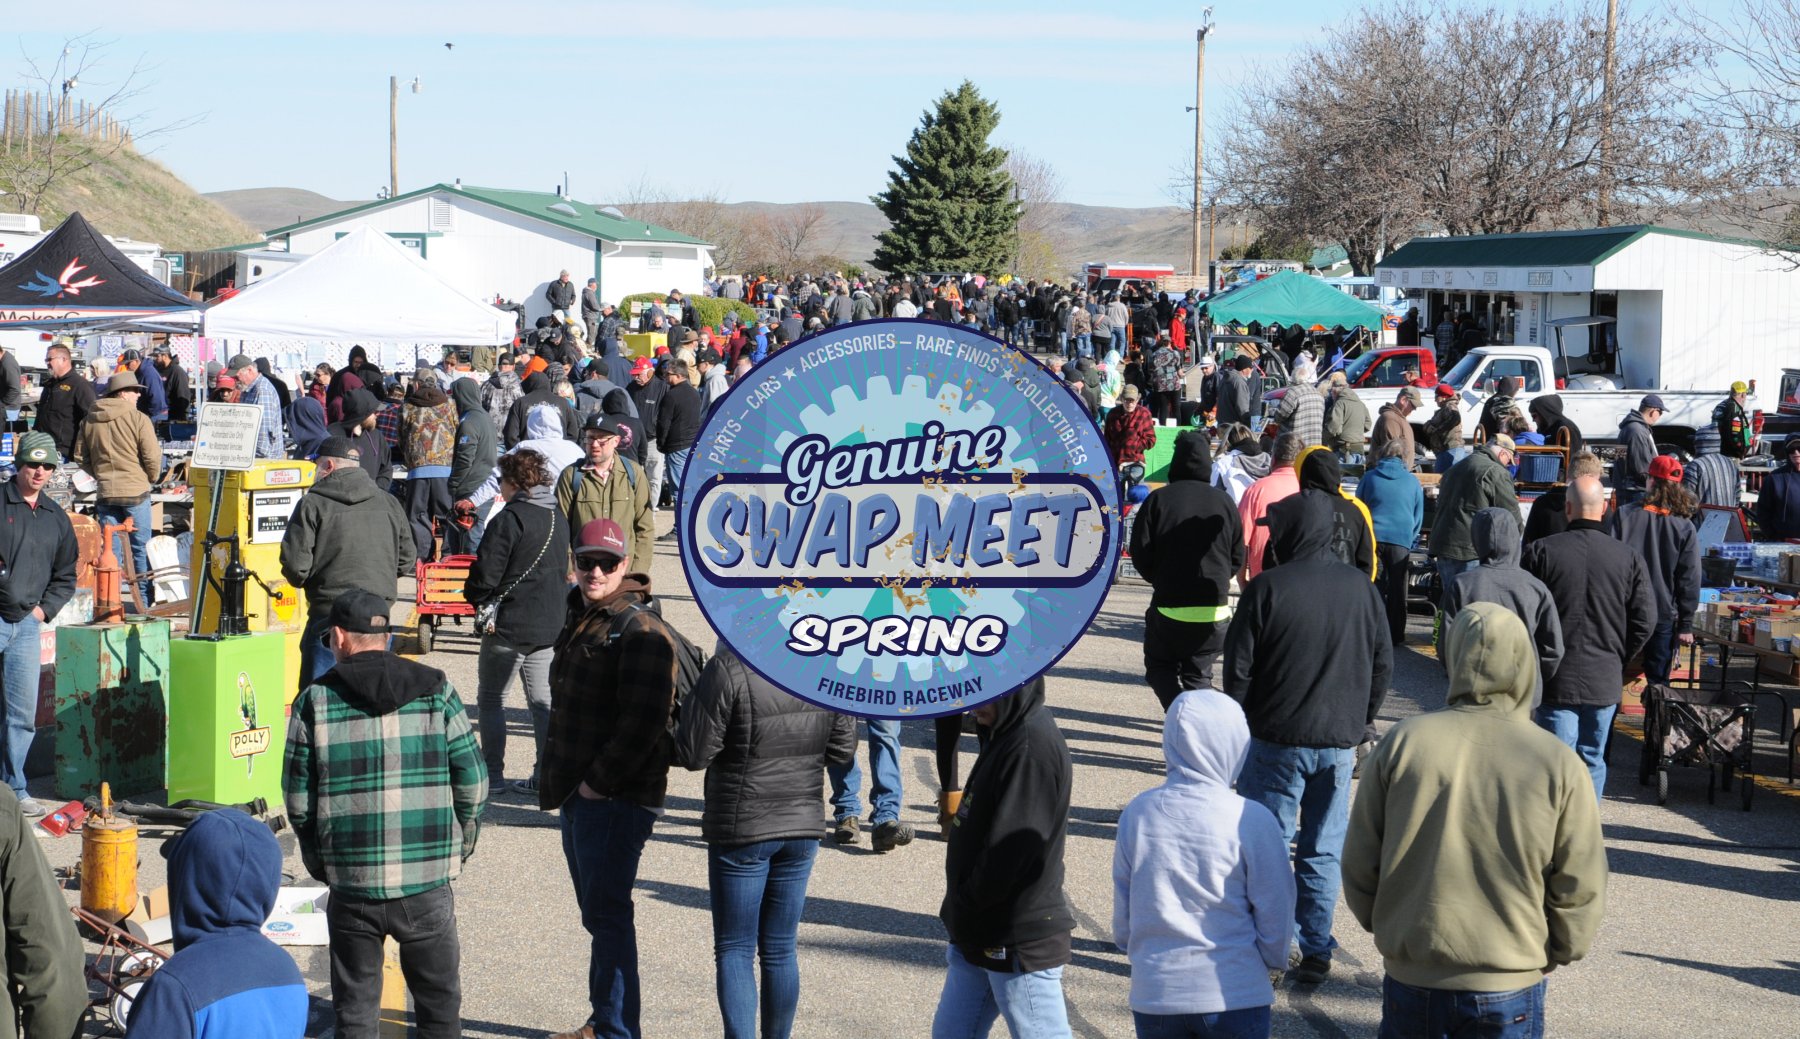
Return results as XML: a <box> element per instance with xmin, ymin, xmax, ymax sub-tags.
<box><xmin>15</xmin><ymin>431</ymin><xmax>60</xmax><ymax>466</ymax></box>
<box><xmin>327</xmin><ymin>588</ymin><xmax>391</xmax><ymax>634</ymax></box>
<box><xmin>1398</xmin><ymin>386</ymin><xmax>1423</xmax><ymax>406</ymax></box>
<box><xmin>1491</xmin><ymin>434</ymin><xmax>1517</xmax><ymax>455</ymax></box>
<box><xmin>118</xmin><ymin>349</ymin><xmax>141</xmax><ymax>362</ymax></box>
<box><xmin>151</xmin><ymin>344</ymin><xmax>172</xmax><ymax>356</ymax></box>
<box><xmin>1648</xmin><ymin>454</ymin><xmax>1684</xmax><ymax>483</ymax></box>
<box><xmin>581</xmin><ymin>413</ymin><xmax>624</xmax><ymax>438</ymax></box>
<box><xmin>1121</xmin><ymin>385</ymin><xmax>1142</xmax><ymax>401</ymax></box>
<box><xmin>631</xmin><ymin>357</ymin><xmax>655</xmax><ymax>375</ymax></box>
<box><xmin>1640</xmin><ymin>393</ymin><xmax>1667</xmax><ymax>411</ymax></box>
<box><xmin>226</xmin><ymin>353</ymin><xmax>255</xmax><ymax>371</ymax></box>
<box><xmin>575</xmin><ymin>518</ymin><xmax>628</xmax><ymax>561</ymax></box>
<box><xmin>316</xmin><ymin>436</ymin><xmax>361</xmax><ymax>461</ymax></box>
<box><xmin>1435</xmin><ymin>383</ymin><xmax>1457</xmax><ymax>400</ymax></box>
<box><xmin>1731</xmin><ymin>380</ymin><xmax>1748</xmax><ymax>394</ymax></box>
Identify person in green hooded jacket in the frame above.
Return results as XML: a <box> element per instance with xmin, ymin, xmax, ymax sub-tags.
<box><xmin>1343</xmin><ymin>602</ymin><xmax>1606</xmax><ymax>1039</ymax></box>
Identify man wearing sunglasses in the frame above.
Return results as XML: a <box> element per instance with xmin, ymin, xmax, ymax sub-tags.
<box><xmin>0</xmin><ymin>432</ymin><xmax>78</xmax><ymax>818</ymax></box>
<box><xmin>542</xmin><ymin>518</ymin><xmax>681</xmax><ymax>1039</ymax></box>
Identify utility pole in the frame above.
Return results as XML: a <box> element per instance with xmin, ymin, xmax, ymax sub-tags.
<box><xmin>389</xmin><ymin>76</ymin><xmax>399</xmax><ymax>199</ymax></box>
<box><xmin>1597</xmin><ymin>0</ymin><xmax>1618</xmax><ymax>226</ymax></box>
<box><xmin>1189</xmin><ymin>9</ymin><xmax>1214</xmax><ymax>282</ymax></box>
<box><xmin>1206</xmin><ymin>199</ymin><xmax>1217</xmax><ymax>292</ymax></box>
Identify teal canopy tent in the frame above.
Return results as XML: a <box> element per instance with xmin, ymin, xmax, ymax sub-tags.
<box><xmin>1204</xmin><ymin>270</ymin><xmax>1384</xmax><ymax>330</ymax></box>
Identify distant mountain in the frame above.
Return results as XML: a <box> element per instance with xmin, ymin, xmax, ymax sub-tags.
<box><xmin>203</xmin><ymin>187</ymin><xmax>370</xmax><ymax>234</ymax></box>
<box><xmin>207</xmin><ymin>187</ymin><xmax>1220</xmax><ymax>274</ymax></box>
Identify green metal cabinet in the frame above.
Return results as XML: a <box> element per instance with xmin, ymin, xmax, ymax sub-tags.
<box><xmin>53</xmin><ymin>620</ymin><xmax>172</xmax><ymax>801</ymax></box>
<box><xmin>167</xmin><ymin>633</ymin><xmax>289</xmax><ymax>807</ymax></box>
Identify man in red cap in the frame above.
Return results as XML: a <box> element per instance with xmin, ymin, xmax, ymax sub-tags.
<box><xmin>626</xmin><ymin>357</ymin><xmax>668</xmax><ymax>512</ymax></box>
<box><xmin>1610</xmin><ymin>454</ymin><xmax>1699</xmax><ymax>687</ymax></box>
<box><xmin>1422</xmin><ymin>383</ymin><xmax>1465</xmax><ymax>473</ymax></box>
<box><xmin>542</xmin><ymin>518</ymin><xmax>682</xmax><ymax>1039</ymax></box>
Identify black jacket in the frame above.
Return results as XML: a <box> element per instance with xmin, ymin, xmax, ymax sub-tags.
<box><xmin>0</xmin><ymin>351</ymin><xmax>20</xmax><ymax>409</ymax></box>
<box><xmin>1215</xmin><ymin>368</ymin><xmax>1254</xmax><ymax>426</ymax></box>
<box><xmin>1522</xmin><ymin>519</ymin><xmax>1656</xmax><ymax>707</ymax></box>
<box><xmin>160</xmin><ymin>360</ymin><xmax>192</xmax><ymax>420</ymax></box>
<box><xmin>1612</xmin><ymin>410</ymin><xmax>1657</xmax><ymax>494</ymax></box>
<box><xmin>463</xmin><ymin>487</ymin><xmax>570</xmax><ymax>648</ymax></box>
<box><xmin>627</xmin><ymin>375</ymin><xmax>666</xmax><ymax>445</ymax></box>
<box><xmin>1261</xmin><ymin>449</ymin><xmax>1375</xmax><ymax>579</ymax></box>
<box><xmin>279</xmin><ymin>464</ymin><xmax>415</xmax><ymax>610</ymax></box>
<box><xmin>503</xmin><ymin>374</ymin><xmax>579</xmax><ymax>448</ymax></box>
<box><xmin>449</xmin><ymin>379</ymin><xmax>497</xmax><ymax>501</ymax></box>
<box><xmin>326</xmin><ymin>388</ymin><xmax>391</xmax><ymax>491</ymax></box>
<box><xmin>656</xmin><ymin>380</ymin><xmax>702</xmax><ymax>453</ymax></box>
<box><xmin>1756</xmin><ymin>463</ymin><xmax>1800</xmax><ymax>540</ymax></box>
<box><xmin>1609</xmin><ymin>503</ymin><xmax>1701</xmax><ymax>630</ymax></box>
<box><xmin>1129</xmin><ymin>432</ymin><xmax>1243</xmax><ymax>608</ymax></box>
<box><xmin>0</xmin><ymin>479</ymin><xmax>77</xmax><ymax>623</ymax></box>
<box><xmin>1527</xmin><ymin>394</ymin><xmax>1584</xmax><ymax>458</ymax></box>
<box><xmin>941</xmin><ymin>678</ymin><xmax>1074</xmax><ymax>957</ymax></box>
<box><xmin>1224</xmin><ymin>494</ymin><xmax>1392</xmax><ymax>747</ymax></box>
<box><xmin>546</xmin><ymin>278</ymin><xmax>576</xmax><ymax>311</ymax></box>
<box><xmin>33</xmin><ymin>370</ymin><xmax>96</xmax><ymax>458</ymax></box>
<box><xmin>674</xmin><ymin>649</ymin><xmax>855</xmax><ymax>846</ymax></box>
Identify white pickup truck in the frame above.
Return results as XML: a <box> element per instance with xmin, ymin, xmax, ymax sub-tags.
<box><xmin>1403</xmin><ymin>344</ymin><xmax>1725</xmax><ymax>450</ymax></box>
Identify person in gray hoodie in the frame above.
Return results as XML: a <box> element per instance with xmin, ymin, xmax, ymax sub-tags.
<box><xmin>449</xmin><ymin>378</ymin><xmax>498</xmax><ymax>554</ymax></box>
<box><xmin>1437</xmin><ymin>508</ymin><xmax>1563</xmax><ymax>699</ymax></box>
<box><xmin>1113</xmin><ymin>690</ymin><xmax>1294</xmax><ymax>1038</ymax></box>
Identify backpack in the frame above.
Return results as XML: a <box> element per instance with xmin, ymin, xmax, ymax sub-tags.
<box><xmin>607</xmin><ymin>600</ymin><xmax>707</xmax><ymax>733</ymax></box>
<box><xmin>567</xmin><ymin>455</ymin><xmax>640</xmax><ymax>496</ymax></box>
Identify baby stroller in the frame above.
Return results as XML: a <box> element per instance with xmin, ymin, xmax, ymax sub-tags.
<box><xmin>1637</xmin><ymin>684</ymin><xmax>1756</xmax><ymax>810</ymax></box>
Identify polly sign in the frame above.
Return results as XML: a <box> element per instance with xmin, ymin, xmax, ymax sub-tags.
<box><xmin>681</xmin><ymin>319</ymin><xmax>1119</xmax><ymax>719</ymax></box>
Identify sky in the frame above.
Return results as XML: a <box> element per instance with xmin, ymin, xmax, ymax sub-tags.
<box><xmin>4</xmin><ymin>1</ymin><xmax>1635</xmax><ymax>210</ymax></box>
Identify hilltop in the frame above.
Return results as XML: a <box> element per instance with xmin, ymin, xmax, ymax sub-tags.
<box><xmin>18</xmin><ymin>146</ymin><xmax>260</xmax><ymax>250</ymax></box>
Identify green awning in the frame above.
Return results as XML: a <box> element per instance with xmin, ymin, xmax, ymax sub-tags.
<box><xmin>1205</xmin><ymin>270</ymin><xmax>1385</xmax><ymax>330</ymax></box>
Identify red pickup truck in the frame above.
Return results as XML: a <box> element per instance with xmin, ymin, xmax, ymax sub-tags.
<box><xmin>1331</xmin><ymin>346</ymin><xmax>1439</xmax><ymax>390</ymax></box>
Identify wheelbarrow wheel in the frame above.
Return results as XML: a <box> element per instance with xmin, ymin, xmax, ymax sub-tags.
<box><xmin>417</xmin><ymin>617</ymin><xmax>435</xmax><ymax>655</ymax></box>
<box><xmin>1656</xmin><ymin>768</ymin><xmax>1669</xmax><ymax>805</ymax></box>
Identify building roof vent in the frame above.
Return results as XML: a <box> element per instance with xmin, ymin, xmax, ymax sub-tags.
<box><xmin>597</xmin><ymin>206</ymin><xmax>626</xmax><ymax>220</ymax></box>
<box><xmin>548</xmin><ymin>202</ymin><xmax>579</xmax><ymax>218</ymax></box>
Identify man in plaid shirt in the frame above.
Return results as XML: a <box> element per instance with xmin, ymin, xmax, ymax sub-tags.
<box><xmin>227</xmin><ymin>354</ymin><xmax>286</xmax><ymax>458</ymax></box>
<box><xmin>283</xmin><ymin>588</ymin><xmax>487</xmax><ymax>1039</ymax></box>
<box><xmin>1104</xmin><ymin>384</ymin><xmax>1157</xmax><ymax>468</ymax></box>
<box><xmin>541</xmin><ymin>518</ymin><xmax>680</xmax><ymax>1039</ymax></box>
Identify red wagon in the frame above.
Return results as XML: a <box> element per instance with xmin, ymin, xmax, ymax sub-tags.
<box><xmin>415</xmin><ymin>553</ymin><xmax>477</xmax><ymax>654</ymax></box>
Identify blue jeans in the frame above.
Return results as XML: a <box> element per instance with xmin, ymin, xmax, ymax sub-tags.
<box><xmin>709</xmin><ymin>838</ymin><xmax>819</xmax><ymax>1039</ymax></box>
<box><xmin>1641</xmin><ymin>617</ymin><xmax>1676</xmax><ymax>686</ymax></box>
<box><xmin>1236</xmin><ymin>741</ymin><xmax>1354</xmax><ymax>960</ymax></box>
<box><xmin>1378</xmin><ymin>976</ymin><xmax>1545</xmax><ymax>1039</ymax></box>
<box><xmin>562</xmin><ymin>794</ymin><xmax>658</xmax><ymax>1039</ymax></box>
<box><xmin>1534</xmin><ymin>703</ymin><xmax>1618</xmax><ymax>803</ymax></box>
<box><xmin>1134</xmin><ymin>1007</ymin><xmax>1271</xmax><ymax>1039</ymax></box>
<box><xmin>0</xmin><ymin>613</ymin><xmax>41</xmax><ymax>797</ymax></box>
<box><xmin>931</xmin><ymin>944</ymin><xmax>1070</xmax><ymax>1039</ymax></box>
<box><xmin>1111</xmin><ymin>328</ymin><xmax>1128</xmax><ymax>354</ymax></box>
<box><xmin>299</xmin><ymin>608</ymin><xmax>337</xmax><ymax>695</ymax></box>
<box><xmin>98</xmin><ymin>500</ymin><xmax>154</xmax><ymax>608</ymax></box>
<box><xmin>1434</xmin><ymin>557</ymin><xmax>1478</xmax><ymax>611</ymax></box>
<box><xmin>665</xmin><ymin>447</ymin><xmax>692</xmax><ymax>528</ymax></box>
<box><xmin>828</xmin><ymin>718</ymin><xmax>902</xmax><ymax>825</ymax></box>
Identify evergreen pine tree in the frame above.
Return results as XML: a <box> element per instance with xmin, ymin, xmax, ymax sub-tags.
<box><xmin>871</xmin><ymin>81</ymin><xmax>1018</xmax><ymax>276</ymax></box>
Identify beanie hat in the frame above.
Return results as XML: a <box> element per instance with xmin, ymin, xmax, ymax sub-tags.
<box><xmin>15</xmin><ymin>431</ymin><xmax>60</xmax><ymax>466</ymax></box>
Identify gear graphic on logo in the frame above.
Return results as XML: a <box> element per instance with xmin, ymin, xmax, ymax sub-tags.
<box><xmin>765</xmin><ymin>374</ymin><xmax>1035</xmax><ymax>685</ymax></box>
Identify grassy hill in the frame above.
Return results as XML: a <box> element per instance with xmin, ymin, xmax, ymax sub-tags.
<box><xmin>18</xmin><ymin>145</ymin><xmax>261</xmax><ymax>250</ymax></box>
<box><xmin>204</xmin><ymin>186</ymin><xmax>368</xmax><ymax>234</ymax></box>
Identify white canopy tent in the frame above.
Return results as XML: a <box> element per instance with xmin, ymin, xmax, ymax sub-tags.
<box><xmin>203</xmin><ymin>226</ymin><xmax>513</xmax><ymax>347</ymax></box>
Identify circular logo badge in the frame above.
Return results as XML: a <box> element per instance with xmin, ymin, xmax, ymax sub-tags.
<box><xmin>680</xmin><ymin>319</ymin><xmax>1120</xmax><ymax>719</ymax></box>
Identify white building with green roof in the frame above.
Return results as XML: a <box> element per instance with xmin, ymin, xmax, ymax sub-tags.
<box><xmin>262</xmin><ymin>183</ymin><xmax>713</xmax><ymax>325</ymax></box>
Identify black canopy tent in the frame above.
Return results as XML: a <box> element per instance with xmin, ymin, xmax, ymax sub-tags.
<box><xmin>0</xmin><ymin>211</ymin><xmax>199</xmax><ymax>330</ymax></box>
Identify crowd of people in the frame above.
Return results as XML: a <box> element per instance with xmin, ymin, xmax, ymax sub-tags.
<box><xmin>0</xmin><ymin>267</ymin><xmax>1794</xmax><ymax>1039</ymax></box>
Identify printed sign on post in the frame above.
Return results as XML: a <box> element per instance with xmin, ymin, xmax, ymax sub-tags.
<box><xmin>191</xmin><ymin>402</ymin><xmax>263</xmax><ymax>470</ymax></box>
<box><xmin>681</xmin><ymin>320</ymin><xmax>1120</xmax><ymax>719</ymax></box>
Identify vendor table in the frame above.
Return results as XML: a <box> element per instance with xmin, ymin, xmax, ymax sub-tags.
<box><xmin>1689</xmin><ymin>632</ymin><xmax>1800</xmax><ymax>781</ymax></box>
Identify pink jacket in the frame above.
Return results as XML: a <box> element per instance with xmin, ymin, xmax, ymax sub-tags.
<box><xmin>1237</xmin><ymin>465</ymin><xmax>1301</xmax><ymax>584</ymax></box>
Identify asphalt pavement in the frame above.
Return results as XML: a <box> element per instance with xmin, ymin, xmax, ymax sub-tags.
<box><xmin>39</xmin><ymin>509</ymin><xmax>1800</xmax><ymax>1037</ymax></box>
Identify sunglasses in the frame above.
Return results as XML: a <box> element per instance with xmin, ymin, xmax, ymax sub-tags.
<box><xmin>19</xmin><ymin>462</ymin><xmax>54</xmax><ymax>471</ymax></box>
<box><xmin>575</xmin><ymin>554</ymin><xmax>625</xmax><ymax>573</ymax></box>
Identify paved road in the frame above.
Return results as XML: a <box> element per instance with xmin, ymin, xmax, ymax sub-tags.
<box><xmin>43</xmin><ymin>513</ymin><xmax>1800</xmax><ymax>1036</ymax></box>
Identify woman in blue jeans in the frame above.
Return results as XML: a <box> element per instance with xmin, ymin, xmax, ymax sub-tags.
<box><xmin>675</xmin><ymin>647</ymin><xmax>855</xmax><ymax>1039</ymax></box>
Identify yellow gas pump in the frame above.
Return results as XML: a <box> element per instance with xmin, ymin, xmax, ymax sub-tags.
<box><xmin>188</xmin><ymin>461</ymin><xmax>313</xmax><ymax>698</ymax></box>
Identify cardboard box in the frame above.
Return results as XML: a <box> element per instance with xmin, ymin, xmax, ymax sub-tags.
<box><xmin>261</xmin><ymin>887</ymin><xmax>331</xmax><ymax>946</ymax></box>
<box><xmin>1754</xmin><ymin>616</ymin><xmax>1800</xmax><ymax>651</ymax></box>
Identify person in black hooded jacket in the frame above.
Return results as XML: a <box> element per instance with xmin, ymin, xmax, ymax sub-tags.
<box><xmin>502</xmin><ymin>370</ymin><xmax>580</xmax><ymax>448</ymax></box>
<box><xmin>1260</xmin><ymin>446</ymin><xmax>1376</xmax><ymax>580</ymax></box>
<box><xmin>1527</xmin><ymin>393</ymin><xmax>1584</xmax><ymax>459</ymax></box>
<box><xmin>1129</xmin><ymin>430</ymin><xmax>1244</xmax><ymax>710</ymax></box>
<box><xmin>327</xmin><ymin>387</ymin><xmax>391</xmax><ymax>491</ymax></box>
<box><xmin>1223</xmin><ymin>492</ymin><xmax>1390</xmax><ymax>984</ymax></box>
<box><xmin>934</xmin><ymin>678</ymin><xmax>1074</xmax><ymax>1038</ymax></box>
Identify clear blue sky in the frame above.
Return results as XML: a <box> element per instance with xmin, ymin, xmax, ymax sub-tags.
<box><xmin>7</xmin><ymin>1</ymin><xmax>1541</xmax><ymax>209</ymax></box>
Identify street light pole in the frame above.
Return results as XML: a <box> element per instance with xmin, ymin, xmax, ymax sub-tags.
<box><xmin>1597</xmin><ymin>0</ymin><xmax>1618</xmax><ymax>226</ymax></box>
<box><xmin>1190</xmin><ymin>10</ymin><xmax>1213</xmax><ymax>285</ymax></box>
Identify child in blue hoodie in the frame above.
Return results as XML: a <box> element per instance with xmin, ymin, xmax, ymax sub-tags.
<box><xmin>127</xmin><ymin>809</ymin><xmax>307</xmax><ymax>1038</ymax></box>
